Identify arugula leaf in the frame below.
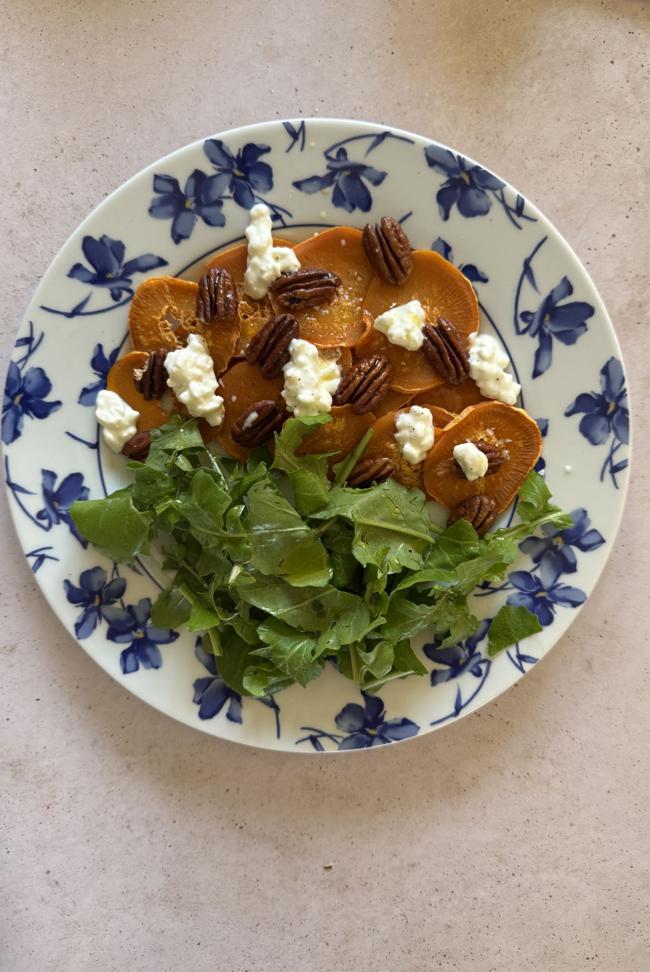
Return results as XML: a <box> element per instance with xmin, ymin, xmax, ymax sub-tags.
<box><xmin>271</xmin><ymin>415</ymin><xmax>332</xmax><ymax>515</ymax></box>
<box><xmin>245</xmin><ymin>479</ymin><xmax>330</xmax><ymax>587</ymax></box>
<box><xmin>253</xmin><ymin>619</ymin><xmax>325</xmax><ymax>686</ymax></box>
<box><xmin>71</xmin><ymin>489</ymin><xmax>151</xmax><ymax>562</ymax></box>
<box><xmin>313</xmin><ymin>479</ymin><xmax>433</xmax><ymax>572</ymax></box>
<box><xmin>487</xmin><ymin>605</ymin><xmax>542</xmax><ymax>656</ymax></box>
<box><xmin>508</xmin><ymin>471</ymin><xmax>573</xmax><ymax>534</ymax></box>
<box><xmin>147</xmin><ymin>415</ymin><xmax>204</xmax><ymax>463</ymax></box>
<box><xmin>383</xmin><ymin>592</ymin><xmax>476</xmax><ymax>644</ymax></box>
<box><xmin>130</xmin><ymin>462</ymin><xmax>176</xmax><ymax>511</ymax></box>
<box><xmin>242</xmin><ymin>664</ymin><xmax>295</xmax><ymax>697</ymax></box>
<box><xmin>151</xmin><ymin>585</ymin><xmax>192</xmax><ymax>628</ymax></box>
<box><xmin>214</xmin><ymin>628</ymin><xmax>260</xmax><ymax>695</ymax></box>
<box><xmin>182</xmin><ymin>469</ymin><xmax>249</xmax><ymax>561</ymax></box>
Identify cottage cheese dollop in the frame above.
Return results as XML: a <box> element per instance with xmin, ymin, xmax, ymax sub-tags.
<box><xmin>95</xmin><ymin>390</ymin><xmax>139</xmax><ymax>453</ymax></box>
<box><xmin>243</xmin><ymin>203</ymin><xmax>300</xmax><ymax>299</ymax></box>
<box><xmin>394</xmin><ymin>406</ymin><xmax>434</xmax><ymax>465</ymax></box>
<box><xmin>468</xmin><ymin>332</ymin><xmax>521</xmax><ymax>405</ymax></box>
<box><xmin>373</xmin><ymin>300</ymin><xmax>426</xmax><ymax>351</ymax></box>
<box><xmin>164</xmin><ymin>333</ymin><xmax>225</xmax><ymax>427</ymax></box>
<box><xmin>282</xmin><ymin>339</ymin><xmax>341</xmax><ymax>418</ymax></box>
<box><xmin>453</xmin><ymin>441</ymin><xmax>488</xmax><ymax>481</ymax></box>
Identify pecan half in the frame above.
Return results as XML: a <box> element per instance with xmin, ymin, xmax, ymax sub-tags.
<box><xmin>246</xmin><ymin>314</ymin><xmax>298</xmax><ymax>379</ymax></box>
<box><xmin>231</xmin><ymin>401</ymin><xmax>287</xmax><ymax>447</ymax></box>
<box><xmin>347</xmin><ymin>456</ymin><xmax>394</xmax><ymax>488</ymax></box>
<box><xmin>362</xmin><ymin>216</ymin><xmax>413</xmax><ymax>285</ymax></box>
<box><xmin>134</xmin><ymin>349</ymin><xmax>167</xmax><ymax>400</ymax></box>
<box><xmin>447</xmin><ymin>495</ymin><xmax>497</xmax><ymax>536</ymax></box>
<box><xmin>196</xmin><ymin>267</ymin><xmax>238</xmax><ymax>324</ymax></box>
<box><xmin>269</xmin><ymin>268</ymin><xmax>341</xmax><ymax>310</ymax></box>
<box><xmin>333</xmin><ymin>355</ymin><xmax>392</xmax><ymax>414</ymax></box>
<box><xmin>122</xmin><ymin>430</ymin><xmax>151</xmax><ymax>460</ymax></box>
<box><xmin>474</xmin><ymin>439</ymin><xmax>507</xmax><ymax>475</ymax></box>
<box><xmin>422</xmin><ymin>317</ymin><xmax>469</xmax><ymax>386</ymax></box>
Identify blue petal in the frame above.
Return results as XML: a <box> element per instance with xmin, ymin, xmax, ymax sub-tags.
<box><xmin>121</xmin><ymin>253</ymin><xmax>167</xmax><ymax>276</ymax></box>
<box><xmin>226</xmin><ymin>696</ymin><xmax>243</xmax><ymax>724</ymax></box>
<box><xmin>240</xmin><ymin>142</ymin><xmax>271</xmax><ymax>168</ymax></box>
<box><xmin>78</xmin><ymin>379</ymin><xmax>103</xmax><ymax>407</ymax></box>
<box><xmin>424</xmin><ymin>144</ymin><xmax>461</xmax><ymax>176</ymax></box>
<box><xmin>102</xmin><ymin>604</ymin><xmax>130</xmax><ymax>627</ymax></box>
<box><xmin>23</xmin><ymin>367</ymin><xmax>52</xmax><ymax>401</ymax></box>
<box><xmin>363</xmin><ymin>692</ymin><xmax>385</xmax><ymax>727</ymax></box>
<box><xmin>135</xmin><ymin>639</ymin><xmax>163</xmax><ymax>669</ymax></box>
<box><xmin>519</xmin><ymin>536</ymin><xmax>550</xmax><ymax>562</ymax></box>
<box><xmin>574</xmin><ymin>528</ymin><xmax>605</xmax><ymax>552</ymax></box>
<box><xmin>547</xmin><ymin>302</ymin><xmax>593</xmax><ymax>331</ymax></box>
<box><xmin>338</xmin><ymin>173</ymin><xmax>371</xmax><ymax>212</ymax></box>
<box><xmin>200</xmin><ymin>172</ymin><xmax>231</xmax><ymax>203</ymax></box>
<box><xmin>578</xmin><ymin>412</ymin><xmax>610</xmax><ymax>446</ymax></box>
<box><xmin>171</xmin><ymin>209</ymin><xmax>197</xmax><ymax>244</ymax></box>
<box><xmin>244</xmin><ymin>161</ymin><xmax>273</xmax><ymax>193</ymax></box>
<box><xmin>547</xmin><ymin>276</ymin><xmax>573</xmax><ymax>306</ymax></box>
<box><xmin>338</xmin><ymin>732</ymin><xmax>372</xmax><ymax>750</ymax></box>
<box><xmin>63</xmin><ymin>580</ymin><xmax>89</xmax><ymax>605</ymax></box>
<box><xmin>82</xmin><ymin>236</ymin><xmax>118</xmax><ymax>275</ymax></box>
<box><xmin>120</xmin><ymin>646</ymin><xmax>139</xmax><ymax>674</ymax></box>
<box><xmin>198</xmin><ymin>203</ymin><xmax>226</xmax><ymax>227</ymax></box>
<box><xmin>145</xmin><ymin>625</ymin><xmax>179</xmax><ymax>645</ymax></box>
<box><xmin>149</xmin><ymin>194</ymin><xmax>184</xmax><ymax>219</ymax></box>
<box><xmin>25</xmin><ymin>397</ymin><xmax>61</xmax><ymax>420</ymax></box>
<box><xmin>203</xmin><ymin>138</ymin><xmax>236</xmax><ymax>170</ymax></box>
<box><xmin>460</xmin><ymin>263</ymin><xmax>488</xmax><ymax>283</ymax></box>
<box><xmin>101</xmin><ymin>236</ymin><xmax>125</xmax><ymax>266</ymax></box>
<box><xmin>130</xmin><ymin>598</ymin><xmax>151</xmax><ymax>629</ymax></box>
<box><xmin>5</xmin><ymin>361</ymin><xmax>21</xmax><ymax>397</ymax></box>
<box><xmin>195</xmin><ymin>637</ymin><xmax>218</xmax><ymax>675</ymax></box>
<box><xmin>335</xmin><ymin>702</ymin><xmax>367</xmax><ymax>733</ymax></box>
<box><xmin>600</xmin><ymin>357</ymin><xmax>625</xmax><ymax>400</ymax></box>
<box><xmin>552</xmin><ymin>585</ymin><xmax>586</xmax><ymax>608</ymax></box>
<box><xmin>457</xmin><ymin>185</ymin><xmax>491</xmax><ymax>218</ymax></box>
<box><xmin>436</xmin><ymin>181</ymin><xmax>462</xmax><ymax>220</ymax></box>
<box><xmin>331</xmin><ymin>179</ymin><xmax>354</xmax><ymax>213</ymax></box>
<box><xmin>532</xmin><ymin>330</ymin><xmax>553</xmax><ymax>378</ymax></box>
<box><xmin>536</xmin><ymin>417</ymin><xmax>549</xmax><ymax>436</ymax></box>
<box><xmin>232</xmin><ymin>178</ymin><xmax>256</xmax><ymax>210</ymax></box>
<box><xmin>75</xmin><ymin>605</ymin><xmax>100</xmax><ymax>639</ymax></box>
<box><xmin>612</xmin><ymin>407</ymin><xmax>629</xmax><ymax>444</ymax></box>
<box><xmin>378</xmin><ymin>718</ymin><xmax>419</xmax><ymax>742</ymax></box>
<box><xmin>67</xmin><ymin>263</ymin><xmax>96</xmax><ymax>284</ymax></box>
<box><xmin>2</xmin><ymin>406</ymin><xmax>23</xmax><ymax>445</ymax></box>
<box><xmin>565</xmin><ymin>392</ymin><xmax>602</xmax><ymax>417</ymax></box>
<box><xmin>102</xmin><ymin>576</ymin><xmax>127</xmax><ymax>601</ymax></box>
<box><xmin>431</xmin><ymin>237</ymin><xmax>452</xmax><ymax>260</ymax></box>
<box><xmin>184</xmin><ymin>169</ymin><xmax>206</xmax><ymax>199</ymax></box>
<box><xmin>359</xmin><ymin>166</ymin><xmax>386</xmax><ymax>187</ymax></box>
<box><xmin>470</xmin><ymin>165</ymin><xmax>505</xmax><ymax>191</ymax></box>
<box><xmin>540</xmin><ymin>546</ymin><xmax>577</xmax><ymax>577</ymax></box>
<box><xmin>54</xmin><ymin>472</ymin><xmax>87</xmax><ymax>509</ymax></box>
<box><xmin>79</xmin><ymin>565</ymin><xmax>108</xmax><ymax>594</ymax></box>
<box><xmin>196</xmin><ymin>678</ymin><xmax>229</xmax><ymax>719</ymax></box>
<box><xmin>509</xmin><ymin>571</ymin><xmax>540</xmax><ymax>593</ymax></box>
<box><xmin>293</xmin><ymin>172</ymin><xmax>337</xmax><ymax>194</ymax></box>
<box><xmin>153</xmin><ymin>174</ymin><xmax>181</xmax><ymax>194</ymax></box>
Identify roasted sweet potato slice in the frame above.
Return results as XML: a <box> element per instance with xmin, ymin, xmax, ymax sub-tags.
<box><xmin>372</xmin><ymin>388</ymin><xmax>414</xmax><ymax>418</ymax></box>
<box><xmin>411</xmin><ymin>377</ymin><xmax>488</xmax><ymax>413</ymax></box>
<box><xmin>203</xmin><ymin>238</ymin><xmax>295</xmax><ymax>282</ymax></box>
<box><xmin>106</xmin><ymin>351</ymin><xmax>168</xmax><ymax>431</ymax></box>
<box><xmin>128</xmin><ymin>276</ymin><xmax>239</xmax><ymax>374</ymax></box>
<box><xmin>288</xmin><ymin>228</ymin><xmax>374</xmax><ymax>348</ymax></box>
<box><xmin>296</xmin><ymin>405</ymin><xmax>374</xmax><ymax>464</ymax></box>
<box><xmin>406</xmin><ymin>403</ymin><xmax>456</xmax><ymax>429</ymax></box>
<box><xmin>359</xmin><ymin>407</ymin><xmax>446</xmax><ymax>491</ymax></box>
<box><xmin>422</xmin><ymin>401</ymin><xmax>543</xmax><ymax>512</ymax></box>
<box><xmin>359</xmin><ymin>249</ymin><xmax>480</xmax><ymax>393</ymax></box>
<box><xmin>207</xmin><ymin>360</ymin><xmax>284</xmax><ymax>461</ymax></box>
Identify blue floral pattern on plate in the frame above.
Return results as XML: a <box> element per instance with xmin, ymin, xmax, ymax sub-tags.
<box><xmin>1</xmin><ymin>118</ymin><xmax>630</xmax><ymax>751</ymax></box>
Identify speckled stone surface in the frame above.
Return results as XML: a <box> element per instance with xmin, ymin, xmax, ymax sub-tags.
<box><xmin>1</xmin><ymin>1</ymin><xmax>649</xmax><ymax>969</ymax></box>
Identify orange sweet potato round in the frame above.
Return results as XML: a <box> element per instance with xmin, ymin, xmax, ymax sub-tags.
<box><xmin>207</xmin><ymin>360</ymin><xmax>284</xmax><ymax>461</ymax></box>
<box><xmin>359</xmin><ymin>407</ymin><xmax>447</xmax><ymax>491</ymax></box>
<box><xmin>296</xmin><ymin>405</ymin><xmax>374</xmax><ymax>464</ymax></box>
<box><xmin>106</xmin><ymin>351</ymin><xmax>168</xmax><ymax>431</ymax></box>
<box><xmin>372</xmin><ymin>388</ymin><xmax>414</xmax><ymax>418</ymax></box>
<box><xmin>288</xmin><ymin>228</ymin><xmax>374</xmax><ymax>348</ymax></box>
<box><xmin>411</xmin><ymin>377</ymin><xmax>488</xmax><ymax>413</ymax></box>
<box><xmin>422</xmin><ymin>401</ymin><xmax>543</xmax><ymax>513</ymax></box>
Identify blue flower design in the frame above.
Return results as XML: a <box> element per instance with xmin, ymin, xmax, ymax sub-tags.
<box><xmin>431</xmin><ymin>237</ymin><xmax>488</xmax><ymax>284</ymax></box>
<box><xmin>149</xmin><ymin>169</ymin><xmax>226</xmax><ymax>243</ymax></box>
<box><xmin>520</xmin><ymin>508</ymin><xmax>605</xmax><ymax>578</ymax></box>
<box><xmin>506</xmin><ymin>563</ymin><xmax>586</xmax><ymax>626</ymax></box>
<box><xmin>67</xmin><ymin>235</ymin><xmax>167</xmax><ymax>301</ymax></box>
<box><xmin>77</xmin><ymin>343</ymin><xmax>121</xmax><ymax>407</ymax></box>
<box><xmin>192</xmin><ymin>638</ymin><xmax>242</xmax><ymax>722</ymax></box>
<box><xmin>25</xmin><ymin>546</ymin><xmax>59</xmax><ymax>574</ymax></box>
<box><xmin>203</xmin><ymin>139</ymin><xmax>274</xmax><ymax>210</ymax></box>
<box><xmin>64</xmin><ymin>566</ymin><xmax>127</xmax><ymax>639</ymax></box>
<box><xmin>36</xmin><ymin>470</ymin><xmax>89</xmax><ymax>546</ymax></box>
<box><xmin>565</xmin><ymin>357</ymin><xmax>629</xmax><ymax>447</ymax></box>
<box><xmin>293</xmin><ymin>146</ymin><xmax>386</xmax><ymax>213</ymax></box>
<box><xmin>424</xmin><ymin>619</ymin><xmax>491</xmax><ymax>685</ymax></box>
<box><xmin>2</xmin><ymin>361</ymin><xmax>61</xmax><ymax>445</ymax></box>
<box><xmin>565</xmin><ymin>357</ymin><xmax>629</xmax><ymax>488</ymax></box>
<box><xmin>520</xmin><ymin>276</ymin><xmax>595</xmax><ymax>378</ymax></box>
<box><xmin>334</xmin><ymin>693</ymin><xmax>419</xmax><ymax>750</ymax></box>
<box><xmin>424</xmin><ymin>145</ymin><xmax>505</xmax><ymax>220</ymax></box>
<box><xmin>106</xmin><ymin>597</ymin><xmax>178</xmax><ymax>674</ymax></box>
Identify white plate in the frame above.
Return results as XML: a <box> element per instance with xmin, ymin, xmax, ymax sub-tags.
<box><xmin>2</xmin><ymin>118</ymin><xmax>631</xmax><ymax>752</ymax></box>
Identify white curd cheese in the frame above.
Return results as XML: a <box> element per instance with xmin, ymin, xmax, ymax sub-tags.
<box><xmin>282</xmin><ymin>339</ymin><xmax>341</xmax><ymax>417</ymax></box>
<box><xmin>373</xmin><ymin>300</ymin><xmax>426</xmax><ymax>351</ymax></box>
<box><xmin>468</xmin><ymin>332</ymin><xmax>521</xmax><ymax>405</ymax></box>
<box><xmin>164</xmin><ymin>333</ymin><xmax>225</xmax><ymax>427</ymax></box>
<box><xmin>243</xmin><ymin>203</ymin><xmax>300</xmax><ymax>299</ymax></box>
<box><xmin>95</xmin><ymin>390</ymin><xmax>139</xmax><ymax>453</ymax></box>
<box><xmin>394</xmin><ymin>406</ymin><xmax>434</xmax><ymax>465</ymax></box>
<box><xmin>453</xmin><ymin>441</ymin><xmax>488</xmax><ymax>481</ymax></box>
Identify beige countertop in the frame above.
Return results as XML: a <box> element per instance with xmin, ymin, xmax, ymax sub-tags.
<box><xmin>1</xmin><ymin>1</ymin><xmax>649</xmax><ymax>969</ymax></box>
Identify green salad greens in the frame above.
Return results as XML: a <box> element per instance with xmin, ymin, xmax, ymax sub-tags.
<box><xmin>71</xmin><ymin>415</ymin><xmax>570</xmax><ymax>697</ymax></box>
